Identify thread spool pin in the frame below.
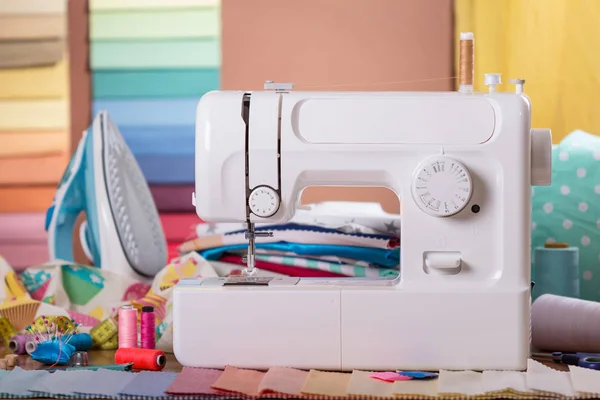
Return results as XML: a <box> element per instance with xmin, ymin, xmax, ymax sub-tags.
<box><xmin>509</xmin><ymin>78</ymin><xmax>525</xmax><ymax>94</ymax></box>
<box><xmin>484</xmin><ymin>73</ymin><xmax>502</xmax><ymax>93</ymax></box>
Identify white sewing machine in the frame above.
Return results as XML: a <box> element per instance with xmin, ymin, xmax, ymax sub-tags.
<box><xmin>173</xmin><ymin>33</ymin><xmax>552</xmax><ymax>371</ymax></box>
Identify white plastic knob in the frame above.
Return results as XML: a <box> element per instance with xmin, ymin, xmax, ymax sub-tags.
<box><xmin>531</xmin><ymin>128</ymin><xmax>552</xmax><ymax>186</ymax></box>
<box><xmin>484</xmin><ymin>73</ymin><xmax>502</xmax><ymax>93</ymax></box>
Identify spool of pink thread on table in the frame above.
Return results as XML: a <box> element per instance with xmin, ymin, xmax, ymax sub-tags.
<box><xmin>140</xmin><ymin>306</ymin><xmax>156</xmax><ymax>349</ymax></box>
<box><xmin>118</xmin><ymin>305</ymin><xmax>138</xmax><ymax>348</ymax></box>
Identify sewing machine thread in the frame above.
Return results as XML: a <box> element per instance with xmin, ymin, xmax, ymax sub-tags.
<box><xmin>115</xmin><ymin>347</ymin><xmax>166</xmax><ymax>371</ymax></box>
<box><xmin>140</xmin><ymin>306</ymin><xmax>156</xmax><ymax>349</ymax></box>
<box><xmin>8</xmin><ymin>334</ymin><xmax>32</xmax><ymax>354</ymax></box>
<box><xmin>459</xmin><ymin>32</ymin><xmax>474</xmax><ymax>92</ymax></box>
<box><xmin>118</xmin><ymin>305</ymin><xmax>138</xmax><ymax>348</ymax></box>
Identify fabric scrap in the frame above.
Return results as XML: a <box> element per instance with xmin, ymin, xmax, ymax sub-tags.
<box><xmin>347</xmin><ymin>370</ymin><xmax>394</xmax><ymax>397</ymax></box>
<box><xmin>120</xmin><ymin>371</ymin><xmax>178</xmax><ymax>397</ymax></box>
<box><xmin>370</xmin><ymin>371</ymin><xmax>412</xmax><ymax>382</ymax></box>
<box><xmin>165</xmin><ymin>367</ymin><xmax>222</xmax><ymax>395</ymax></box>
<box><xmin>438</xmin><ymin>370</ymin><xmax>484</xmax><ymax>396</ymax></box>
<box><xmin>71</xmin><ymin>369</ymin><xmax>136</xmax><ymax>396</ymax></box>
<box><xmin>300</xmin><ymin>369</ymin><xmax>351</xmax><ymax>397</ymax></box>
<box><xmin>526</xmin><ymin>358</ymin><xmax>575</xmax><ymax>397</ymax></box>
<box><xmin>392</xmin><ymin>379</ymin><xmax>439</xmax><ymax>397</ymax></box>
<box><xmin>569</xmin><ymin>365</ymin><xmax>600</xmax><ymax>395</ymax></box>
<box><xmin>0</xmin><ymin>367</ymin><xmax>49</xmax><ymax>396</ymax></box>
<box><xmin>397</xmin><ymin>370</ymin><xmax>438</xmax><ymax>379</ymax></box>
<box><xmin>258</xmin><ymin>366</ymin><xmax>308</xmax><ymax>396</ymax></box>
<box><xmin>211</xmin><ymin>365</ymin><xmax>265</xmax><ymax>397</ymax></box>
<box><xmin>482</xmin><ymin>370</ymin><xmax>532</xmax><ymax>396</ymax></box>
<box><xmin>28</xmin><ymin>370</ymin><xmax>94</xmax><ymax>395</ymax></box>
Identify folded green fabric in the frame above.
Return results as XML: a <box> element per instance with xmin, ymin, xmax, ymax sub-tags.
<box><xmin>90</xmin><ymin>38</ymin><xmax>220</xmax><ymax>69</ymax></box>
<box><xmin>93</xmin><ymin>69</ymin><xmax>219</xmax><ymax>98</ymax></box>
<box><xmin>90</xmin><ymin>8</ymin><xmax>220</xmax><ymax>39</ymax></box>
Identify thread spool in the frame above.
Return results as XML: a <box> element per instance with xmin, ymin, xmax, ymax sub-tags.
<box><xmin>68</xmin><ymin>333</ymin><xmax>93</xmax><ymax>351</ymax></box>
<box><xmin>532</xmin><ymin>242</ymin><xmax>579</xmax><ymax>301</ymax></box>
<box><xmin>532</xmin><ymin>294</ymin><xmax>600</xmax><ymax>352</ymax></box>
<box><xmin>8</xmin><ymin>334</ymin><xmax>33</xmax><ymax>354</ymax></box>
<box><xmin>25</xmin><ymin>340</ymin><xmax>37</xmax><ymax>355</ymax></box>
<box><xmin>118</xmin><ymin>305</ymin><xmax>138</xmax><ymax>348</ymax></box>
<box><xmin>114</xmin><ymin>348</ymin><xmax>166</xmax><ymax>371</ymax></box>
<box><xmin>140</xmin><ymin>306</ymin><xmax>155</xmax><ymax>349</ymax></box>
<box><xmin>459</xmin><ymin>32</ymin><xmax>474</xmax><ymax>93</ymax></box>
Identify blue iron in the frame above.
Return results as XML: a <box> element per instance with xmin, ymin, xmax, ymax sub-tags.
<box><xmin>46</xmin><ymin>111</ymin><xmax>168</xmax><ymax>281</ymax></box>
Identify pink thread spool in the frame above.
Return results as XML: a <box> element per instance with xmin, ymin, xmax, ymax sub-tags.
<box><xmin>118</xmin><ymin>305</ymin><xmax>138</xmax><ymax>348</ymax></box>
<box><xmin>140</xmin><ymin>306</ymin><xmax>156</xmax><ymax>349</ymax></box>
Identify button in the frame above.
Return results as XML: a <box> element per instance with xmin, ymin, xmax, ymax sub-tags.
<box><xmin>423</xmin><ymin>251</ymin><xmax>462</xmax><ymax>275</ymax></box>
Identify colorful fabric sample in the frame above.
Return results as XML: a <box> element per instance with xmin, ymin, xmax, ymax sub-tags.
<box><xmin>0</xmin><ymin>0</ymin><xmax>67</xmax><ymax>14</ymax></box>
<box><xmin>92</xmin><ymin>99</ymin><xmax>197</xmax><ymax>126</ymax></box>
<box><xmin>90</xmin><ymin>39</ymin><xmax>220</xmax><ymax>69</ymax></box>
<box><xmin>165</xmin><ymin>368</ymin><xmax>222</xmax><ymax>395</ymax></box>
<box><xmin>258</xmin><ymin>367</ymin><xmax>309</xmax><ymax>396</ymax></box>
<box><xmin>90</xmin><ymin>0</ymin><xmax>219</xmax><ymax>11</ymax></box>
<box><xmin>0</xmin><ymin>131</ymin><xmax>68</xmax><ymax>157</ymax></box>
<box><xmin>120</xmin><ymin>371</ymin><xmax>178</xmax><ymax>397</ymax></box>
<box><xmin>135</xmin><ymin>154</ymin><xmax>194</xmax><ymax>184</ymax></box>
<box><xmin>0</xmin><ymin>14</ymin><xmax>66</xmax><ymax>40</ymax></box>
<box><xmin>0</xmin><ymin>39</ymin><xmax>65</xmax><ymax>69</ymax></box>
<box><xmin>92</xmin><ymin>69</ymin><xmax>219</xmax><ymax>98</ymax></box>
<box><xmin>0</xmin><ymin>60</ymin><xmax>68</xmax><ymax>99</ymax></box>
<box><xmin>211</xmin><ymin>366</ymin><xmax>265</xmax><ymax>397</ymax></box>
<box><xmin>119</xmin><ymin>125</ymin><xmax>195</xmax><ymax>155</ymax></box>
<box><xmin>347</xmin><ymin>370</ymin><xmax>395</xmax><ymax>397</ymax></box>
<box><xmin>0</xmin><ymin>154</ymin><xmax>68</xmax><ymax>184</ymax></box>
<box><xmin>151</xmin><ymin>186</ymin><xmax>195</xmax><ymax>212</ymax></box>
<box><xmin>90</xmin><ymin>8</ymin><xmax>220</xmax><ymax>39</ymax></box>
<box><xmin>0</xmin><ymin>100</ymin><xmax>69</xmax><ymax>130</ymax></box>
<box><xmin>0</xmin><ymin>186</ymin><xmax>56</xmax><ymax>212</ymax></box>
<box><xmin>301</xmin><ymin>369</ymin><xmax>351</xmax><ymax>397</ymax></box>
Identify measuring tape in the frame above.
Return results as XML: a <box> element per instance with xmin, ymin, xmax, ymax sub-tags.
<box><xmin>0</xmin><ymin>317</ymin><xmax>15</xmax><ymax>347</ymax></box>
<box><xmin>89</xmin><ymin>317</ymin><xmax>118</xmax><ymax>347</ymax></box>
<box><xmin>97</xmin><ymin>333</ymin><xmax>118</xmax><ymax>350</ymax></box>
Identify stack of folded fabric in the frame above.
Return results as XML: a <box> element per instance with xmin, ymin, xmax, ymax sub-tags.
<box><xmin>180</xmin><ymin>202</ymin><xmax>401</xmax><ymax>278</ymax></box>
<box><xmin>88</xmin><ymin>0</ymin><xmax>221</xmax><ymax>213</ymax></box>
<box><xmin>0</xmin><ymin>0</ymin><xmax>70</xmax><ymax>270</ymax></box>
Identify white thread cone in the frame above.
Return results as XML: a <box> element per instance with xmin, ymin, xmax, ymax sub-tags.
<box><xmin>532</xmin><ymin>294</ymin><xmax>600</xmax><ymax>352</ymax></box>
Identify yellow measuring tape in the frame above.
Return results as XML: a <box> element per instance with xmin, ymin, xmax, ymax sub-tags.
<box><xmin>97</xmin><ymin>333</ymin><xmax>118</xmax><ymax>350</ymax></box>
<box><xmin>90</xmin><ymin>317</ymin><xmax>118</xmax><ymax>347</ymax></box>
<box><xmin>0</xmin><ymin>316</ymin><xmax>15</xmax><ymax>347</ymax></box>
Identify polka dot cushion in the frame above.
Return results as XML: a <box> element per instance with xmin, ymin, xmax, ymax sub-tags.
<box><xmin>531</xmin><ymin>130</ymin><xmax>600</xmax><ymax>301</ymax></box>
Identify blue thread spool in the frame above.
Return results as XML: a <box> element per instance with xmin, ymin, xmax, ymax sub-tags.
<box><xmin>533</xmin><ymin>242</ymin><xmax>579</xmax><ymax>301</ymax></box>
<box><xmin>69</xmin><ymin>333</ymin><xmax>93</xmax><ymax>351</ymax></box>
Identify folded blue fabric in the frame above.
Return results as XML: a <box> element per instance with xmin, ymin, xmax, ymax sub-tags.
<box><xmin>28</xmin><ymin>370</ymin><xmax>95</xmax><ymax>396</ymax></box>
<box><xmin>0</xmin><ymin>368</ymin><xmax>49</xmax><ymax>397</ymax></box>
<box><xmin>136</xmin><ymin>154</ymin><xmax>194</xmax><ymax>184</ymax></box>
<box><xmin>200</xmin><ymin>242</ymin><xmax>400</xmax><ymax>267</ymax></box>
<box><xmin>120</xmin><ymin>371</ymin><xmax>178</xmax><ymax>398</ymax></box>
<box><xmin>93</xmin><ymin>68</ymin><xmax>219</xmax><ymax>99</ymax></box>
<box><xmin>71</xmin><ymin>369</ymin><xmax>135</xmax><ymax>396</ymax></box>
<box><xmin>93</xmin><ymin>98</ymin><xmax>198</xmax><ymax>126</ymax></box>
<box><xmin>121</xmin><ymin>125</ymin><xmax>194</xmax><ymax>156</ymax></box>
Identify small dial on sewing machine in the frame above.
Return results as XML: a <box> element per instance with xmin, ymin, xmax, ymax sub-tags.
<box><xmin>248</xmin><ymin>185</ymin><xmax>280</xmax><ymax>218</ymax></box>
<box><xmin>412</xmin><ymin>156</ymin><xmax>473</xmax><ymax>217</ymax></box>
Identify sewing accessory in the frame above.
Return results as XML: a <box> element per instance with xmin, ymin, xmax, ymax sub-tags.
<box><xmin>0</xmin><ymin>359</ymin><xmax>6</xmax><ymax>370</ymax></box>
<box><xmin>69</xmin><ymin>351</ymin><xmax>89</xmax><ymax>367</ymax></box>
<box><xmin>67</xmin><ymin>333</ymin><xmax>93</xmax><ymax>351</ymax></box>
<box><xmin>397</xmin><ymin>371</ymin><xmax>438</xmax><ymax>379</ymax></box>
<box><xmin>26</xmin><ymin>318</ymin><xmax>79</xmax><ymax>365</ymax></box>
<box><xmin>98</xmin><ymin>333</ymin><xmax>118</xmax><ymax>350</ymax></box>
<box><xmin>63</xmin><ymin>363</ymin><xmax>134</xmax><ymax>372</ymax></box>
<box><xmin>369</xmin><ymin>372</ymin><xmax>412</xmax><ymax>382</ymax></box>
<box><xmin>140</xmin><ymin>306</ymin><xmax>155</xmax><ymax>349</ymax></box>
<box><xmin>532</xmin><ymin>294</ymin><xmax>600</xmax><ymax>353</ymax></box>
<box><xmin>115</xmin><ymin>348</ymin><xmax>166</xmax><ymax>371</ymax></box>
<box><xmin>0</xmin><ymin>316</ymin><xmax>16</xmax><ymax>347</ymax></box>
<box><xmin>3</xmin><ymin>354</ymin><xmax>19</xmax><ymax>368</ymax></box>
<box><xmin>173</xmin><ymin>31</ymin><xmax>553</xmax><ymax>371</ymax></box>
<box><xmin>8</xmin><ymin>334</ymin><xmax>32</xmax><ymax>354</ymax></box>
<box><xmin>46</xmin><ymin>110</ymin><xmax>168</xmax><ymax>282</ymax></box>
<box><xmin>533</xmin><ymin>352</ymin><xmax>600</xmax><ymax>371</ymax></box>
<box><xmin>90</xmin><ymin>317</ymin><xmax>118</xmax><ymax>347</ymax></box>
<box><xmin>532</xmin><ymin>242</ymin><xmax>579</xmax><ymax>300</ymax></box>
<box><xmin>118</xmin><ymin>304</ymin><xmax>138</xmax><ymax>348</ymax></box>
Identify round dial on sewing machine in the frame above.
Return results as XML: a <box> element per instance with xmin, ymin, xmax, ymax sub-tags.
<box><xmin>248</xmin><ymin>185</ymin><xmax>280</xmax><ymax>218</ymax></box>
<box><xmin>411</xmin><ymin>156</ymin><xmax>473</xmax><ymax>217</ymax></box>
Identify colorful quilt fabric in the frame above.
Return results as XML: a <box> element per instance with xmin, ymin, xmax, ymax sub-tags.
<box><xmin>0</xmin><ymin>252</ymin><xmax>217</xmax><ymax>352</ymax></box>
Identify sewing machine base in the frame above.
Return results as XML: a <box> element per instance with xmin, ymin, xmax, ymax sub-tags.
<box><xmin>173</xmin><ymin>278</ymin><xmax>529</xmax><ymax>371</ymax></box>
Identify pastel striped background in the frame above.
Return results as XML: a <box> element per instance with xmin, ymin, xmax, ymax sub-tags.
<box><xmin>89</xmin><ymin>0</ymin><xmax>221</xmax><ymax>213</ymax></box>
<box><xmin>0</xmin><ymin>0</ymin><xmax>70</xmax><ymax>269</ymax></box>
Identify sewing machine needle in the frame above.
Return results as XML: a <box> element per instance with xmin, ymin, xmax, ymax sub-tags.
<box><xmin>244</xmin><ymin>223</ymin><xmax>257</xmax><ymax>276</ymax></box>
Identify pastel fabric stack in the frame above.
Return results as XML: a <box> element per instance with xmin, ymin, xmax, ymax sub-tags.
<box><xmin>0</xmin><ymin>0</ymin><xmax>70</xmax><ymax>213</ymax></box>
<box><xmin>0</xmin><ymin>0</ymin><xmax>69</xmax><ymax>271</ymax></box>
<box><xmin>89</xmin><ymin>0</ymin><xmax>221</xmax><ymax>212</ymax></box>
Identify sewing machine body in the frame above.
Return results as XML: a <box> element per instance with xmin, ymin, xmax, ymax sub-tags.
<box><xmin>173</xmin><ymin>88</ymin><xmax>552</xmax><ymax>371</ymax></box>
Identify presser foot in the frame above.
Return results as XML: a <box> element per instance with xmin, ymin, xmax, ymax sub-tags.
<box><xmin>242</xmin><ymin>225</ymin><xmax>273</xmax><ymax>276</ymax></box>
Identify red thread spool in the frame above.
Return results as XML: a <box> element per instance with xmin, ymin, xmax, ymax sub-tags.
<box><xmin>140</xmin><ymin>306</ymin><xmax>156</xmax><ymax>349</ymax></box>
<box><xmin>115</xmin><ymin>348</ymin><xmax>166</xmax><ymax>371</ymax></box>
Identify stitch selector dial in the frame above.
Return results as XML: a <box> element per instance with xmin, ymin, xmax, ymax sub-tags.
<box><xmin>411</xmin><ymin>156</ymin><xmax>473</xmax><ymax>217</ymax></box>
<box><xmin>248</xmin><ymin>185</ymin><xmax>280</xmax><ymax>218</ymax></box>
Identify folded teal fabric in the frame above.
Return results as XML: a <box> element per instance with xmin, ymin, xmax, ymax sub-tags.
<box><xmin>93</xmin><ymin>98</ymin><xmax>197</xmax><ymax>126</ymax></box>
<box><xmin>93</xmin><ymin>69</ymin><xmax>219</xmax><ymax>98</ymax></box>
<box><xmin>90</xmin><ymin>38</ymin><xmax>220</xmax><ymax>69</ymax></box>
<box><xmin>90</xmin><ymin>8</ymin><xmax>220</xmax><ymax>39</ymax></box>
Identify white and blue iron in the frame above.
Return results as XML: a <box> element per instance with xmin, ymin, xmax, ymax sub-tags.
<box><xmin>46</xmin><ymin>111</ymin><xmax>168</xmax><ymax>282</ymax></box>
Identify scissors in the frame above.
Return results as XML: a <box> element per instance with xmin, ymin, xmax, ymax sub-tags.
<box><xmin>533</xmin><ymin>352</ymin><xmax>600</xmax><ymax>370</ymax></box>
